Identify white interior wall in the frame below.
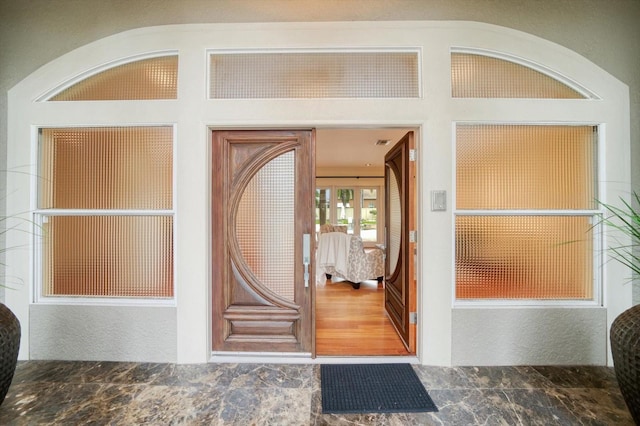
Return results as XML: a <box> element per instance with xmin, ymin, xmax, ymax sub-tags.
<box><xmin>6</xmin><ymin>21</ymin><xmax>630</xmax><ymax>366</ymax></box>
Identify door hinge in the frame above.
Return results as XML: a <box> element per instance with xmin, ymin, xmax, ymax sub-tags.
<box><xmin>409</xmin><ymin>312</ymin><xmax>418</xmax><ymax>324</ymax></box>
<box><xmin>409</xmin><ymin>230</ymin><xmax>417</xmax><ymax>243</ymax></box>
<box><xmin>409</xmin><ymin>149</ymin><xmax>416</xmax><ymax>161</ymax></box>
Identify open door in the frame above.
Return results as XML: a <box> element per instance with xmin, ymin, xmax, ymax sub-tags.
<box><xmin>211</xmin><ymin>130</ymin><xmax>315</xmax><ymax>354</ymax></box>
<box><xmin>384</xmin><ymin>131</ymin><xmax>417</xmax><ymax>353</ymax></box>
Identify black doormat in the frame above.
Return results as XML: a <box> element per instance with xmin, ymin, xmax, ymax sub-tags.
<box><xmin>321</xmin><ymin>363</ymin><xmax>438</xmax><ymax>414</ymax></box>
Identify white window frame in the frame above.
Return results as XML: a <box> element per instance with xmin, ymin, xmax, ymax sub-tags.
<box><xmin>316</xmin><ymin>184</ymin><xmax>382</xmax><ymax>247</ymax></box>
<box><xmin>32</xmin><ymin>124</ymin><xmax>177</xmax><ymax>306</ymax></box>
<box><xmin>452</xmin><ymin>122</ymin><xmax>603</xmax><ymax>307</ymax></box>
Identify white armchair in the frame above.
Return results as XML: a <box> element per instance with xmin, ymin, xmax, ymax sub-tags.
<box><xmin>316</xmin><ymin>232</ymin><xmax>384</xmax><ymax>289</ymax></box>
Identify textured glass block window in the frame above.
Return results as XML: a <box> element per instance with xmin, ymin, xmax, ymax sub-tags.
<box><xmin>39</xmin><ymin>127</ymin><xmax>173</xmax><ymax>210</ymax></box>
<box><xmin>236</xmin><ymin>152</ymin><xmax>295</xmax><ymax>301</ymax></box>
<box><xmin>455</xmin><ymin>124</ymin><xmax>598</xmax><ymax>301</ymax></box>
<box><xmin>42</xmin><ymin>216</ymin><xmax>173</xmax><ymax>298</ymax></box>
<box><xmin>457</xmin><ymin>125</ymin><xmax>597</xmax><ymax>210</ymax></box>
<box><xmin>49</xmin><ymin>56</ymin><xmax>178</xmax><ymax>101</ymax></box>
<box><xmin>210</xmin><ymin>51</ymin><xmax>419</xmax><ymax>98</ymax></box>
<box><xmin>388</xmin><ymin>169</ymin><xmax>402</xmax><ymax>274</ymax></box>
<box><xmin>38</xmin><ymin>126</ymin><xmax>174</xmax><ymax>299</ymax></box>
<box><xmin>456</xmin><ymin>216</ymin><xmax>593</xmax><ymax>299</ymax></box>
<box><xmin>451</xmin><ymin>53</ymin><xmax>585</xmax><ymax>99</ymax></box>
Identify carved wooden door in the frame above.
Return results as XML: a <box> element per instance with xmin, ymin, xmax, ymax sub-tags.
<box><xmin>212</xmin><ymin>130</ymin><xmax>315</xmax><ymax>354</ymax></box>
<box><xmin>384</xmin><ymin>131</ymin><xmax>417</xmax><ymax>353</ymax></box>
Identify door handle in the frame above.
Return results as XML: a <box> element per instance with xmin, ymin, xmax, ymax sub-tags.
<box><xmin>303</xmin><ymin>233</ymin><xmax>311</xmax><ymax>288</ymax></box>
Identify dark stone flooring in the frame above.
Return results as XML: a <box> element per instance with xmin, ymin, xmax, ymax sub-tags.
<box><xmin>0</xmin><ymin>361</ymin><xmax>634</xmax><ymax>425</ymax></box>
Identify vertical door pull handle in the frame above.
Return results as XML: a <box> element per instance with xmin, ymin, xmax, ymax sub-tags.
<box><xmin>303</xmin><ymin>233</ymin><xmax>311</xmax><ymax>288</ymax></box>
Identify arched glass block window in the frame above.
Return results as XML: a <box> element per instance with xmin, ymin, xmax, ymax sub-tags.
<box><xmin>451</xmin><ymin>51</ymin><xmax>588</xmax><ymax>99</ymax></box>
<box><xmin>47</xmin><ymin>55</ymin><xmax>178</xmax><ymax>101</ymax></box>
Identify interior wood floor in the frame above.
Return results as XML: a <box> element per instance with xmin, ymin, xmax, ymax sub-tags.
<box><xmin>315</xmin><ymin>278</ymin><xmax>411</xmax><ymax>356</ymax></box>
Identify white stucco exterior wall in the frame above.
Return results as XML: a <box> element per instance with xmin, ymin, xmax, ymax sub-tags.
<box><xmin>30</xmin><ymin>305</ymin><xmax>177</xmax><ymax>362</ymax></box>
<box><xmin>453</xmin><ymin>308</ymin><xmax>607</xmax><ymax>366</ymax></box>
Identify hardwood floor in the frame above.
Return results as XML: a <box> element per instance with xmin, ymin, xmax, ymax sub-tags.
<box><xmin>315</xmin><ymin>277</ymin><xmax>411</xmax><ymax>356</ymax></box>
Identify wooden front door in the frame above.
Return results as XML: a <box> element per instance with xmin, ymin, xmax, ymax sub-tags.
<box><xmin>212</xmin><ymin>130</ymin><xmax>315</xmax><ymax>354</ymax></box>
<box><xmin>384</xmin><ymin>131</ymin><xmax>417</xmax><ymax>353</ymax></box>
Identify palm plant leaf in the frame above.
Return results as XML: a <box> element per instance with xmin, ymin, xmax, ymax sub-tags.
<box><xmin>598</xmin><ymin>192</ymin><xmax>640</xmax><ymax>277</ymax></box>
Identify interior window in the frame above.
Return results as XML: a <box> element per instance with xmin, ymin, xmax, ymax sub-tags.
<box><xmin>360</xmin><ymin>188</ymin><xmax>379</xmax><ymax>243</ymax></box>
<box><xmin>315</xmin><ymin>188</ymin><xmax>331</xmax><ymax>233</ymax></box>
<box><xmin>316</xmin><ymin>186</ymin><xmax>381</xmax><ymax>245</ymax></box>
<box><xmin>336</xmin><ymin>188</ymin><xmax>355</xmax><ymax>234</ymax></box>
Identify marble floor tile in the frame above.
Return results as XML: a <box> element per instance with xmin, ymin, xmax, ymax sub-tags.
<box><xmin>0</xmin><ymin>361</ymin><xmax>635</xmax><ymax>425</ymax></box>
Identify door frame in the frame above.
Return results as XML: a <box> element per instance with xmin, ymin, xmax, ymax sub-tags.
<box><xmin>209</xmin><ymin>124</ymin><xmax>421</xmax><ymax>362</ymax></box>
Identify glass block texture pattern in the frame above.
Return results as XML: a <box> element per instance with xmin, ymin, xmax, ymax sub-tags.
<box><xmin>457</xmin><ymin>125</ymin><xmax>596</xmax><ymax>210</ymax></box>
<box><xmin>456</xmin><ymin>215</ymin><xmax>593</xmax><ymax>299</ymax></box>
<box><xmin>50</xmin><ymin>56</ymin><xmax>178</xmax><ymax>101</ymax></box>
<box><xmin>42</xmin><ymin>215</ymin><xmax>174</xmax><ymax>298</ymax></box>
<box><xmin>236</xmin><ymin>152</ymin><xmax>295</xmax><ymax>301</ymax></box>
<box><xmin>39</xmin><ymin>126</ymin><xmax>173</xmax><ymax>298</ymax></box>
<box><xmin>388</xmin><ymin>169</ymin><xmax>402</xmax><ymax>274</ymax></box>
<box><xmin>451</xmin><ymin>53</ymin><xmax>585</xmax><ymax>99</ymax></box>
<box><xmin>456</xmin><ymin>124</ymin><xmax>597</xmax><ymax>300</ymax></box>
<box><xmin>210</xmin><ymin>52</ymin><xmax>419</xmax><ymax>98</ymax></box>
<box><xmin>39</xmin><ymin>127</ymin><xmax>173</xmax><ymax>210</ymax></box>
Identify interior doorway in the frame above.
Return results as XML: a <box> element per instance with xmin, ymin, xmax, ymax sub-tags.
<box><xmin>314</xmin><ymin>127</ymin><xmax>418</xmax><ymax>357</ymax></box>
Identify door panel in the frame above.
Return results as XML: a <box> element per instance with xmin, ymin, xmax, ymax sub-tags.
<box><xmin>212</xmin><ymin>130</ymin><xmax>314</xmax><ymax>353</ymax></box>
<box><xmin>384</xmin><ymin>132</ymin><xmax>416</xmax><ymax>352</ymax></box>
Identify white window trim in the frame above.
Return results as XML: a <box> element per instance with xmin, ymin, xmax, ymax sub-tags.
<box><xmin>32</xmin><ymin>124</ymin><xmax>177</xmax><ymax>306</ymax></box>
<box><xmin>316</xmin><ymin>184</ymin><xmax>383</xmax><ymax>246</ymax></box>
<box><xmin>452</xmin><ymin>121</ymin><xmax>604</xmax><ymax>308</ymax></box>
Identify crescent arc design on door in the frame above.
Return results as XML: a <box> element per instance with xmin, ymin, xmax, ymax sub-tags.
<box><xmin>212</xmin><ymin>130</ymin><xmax>314</xmax><ymax>354</ymax></box>
<box><xmin>230</xmin><ymin>147</ymin><xmax>298</xmax><ymax>306</ymax></box>
<box><xmin>387</xmin><ymin>162</ymin><xmax>402</xmax><ymax>279</ymax></box>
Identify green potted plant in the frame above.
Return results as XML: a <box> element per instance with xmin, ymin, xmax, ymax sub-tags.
<box><xmin>600</xmin><ymin>191</ymin><xmax>640</xmax><ymax>424</ymax></box>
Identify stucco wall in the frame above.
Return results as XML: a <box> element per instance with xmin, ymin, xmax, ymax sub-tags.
<box><xmin>30</xmin><ymin>305</ymin><xmax>177</xmax><ymax>362</ymax></box>
<box><xmin>453</xmin><ymin>308</ymin><xmax>607</xmax><ymax>366</ymax></box>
